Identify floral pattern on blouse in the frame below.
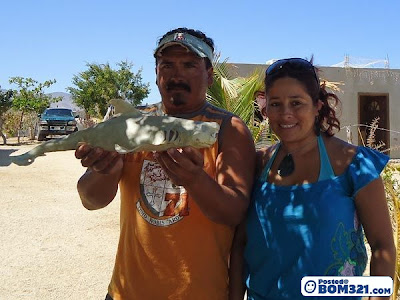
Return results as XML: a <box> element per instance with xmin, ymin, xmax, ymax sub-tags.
<box><xmin>324</xmin><ymin>222</ymin><xmax>367</xmax><ymax>276</ymax></box>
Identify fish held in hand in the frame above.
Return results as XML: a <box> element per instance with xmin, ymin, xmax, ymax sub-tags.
<box><xmin>10</xmin><ymin>107</ymin><xmax>220</xmax><ymax>166</ymax></box>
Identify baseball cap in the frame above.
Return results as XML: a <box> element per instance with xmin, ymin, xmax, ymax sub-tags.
<box><xmin>154</xmin><ymin>32</ymin><xmax>214</xmax><ymax>63</ymax></box>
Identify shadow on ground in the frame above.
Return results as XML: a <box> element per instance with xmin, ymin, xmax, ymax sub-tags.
<box><xmin>0</xmin><ymin>148</ymin><xmax>19</xmax><ymax>167</ymax></box>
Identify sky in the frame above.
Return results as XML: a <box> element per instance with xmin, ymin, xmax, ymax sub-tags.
<box><xmin>1</xmin><ymin>0</ymin><xmax>399</xmax><ymax>105</ymax></box>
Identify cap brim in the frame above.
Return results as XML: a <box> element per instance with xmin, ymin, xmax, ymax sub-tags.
<box><xmin>154</xmin><ymin>32</ymin><xmax>213</xmax><ymax>63</ymax></box>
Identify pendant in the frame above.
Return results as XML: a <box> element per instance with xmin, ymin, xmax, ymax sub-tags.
<box><xmin>277</xmin><ymin>153</ymin><xmax>295</xmax><ymax>177</ymax></box>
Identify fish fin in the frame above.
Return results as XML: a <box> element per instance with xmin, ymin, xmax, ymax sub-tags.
<box><xmin>110</xmin><ymin>99</ymin><xmax>142</xmax><ymax>117</ymax></box>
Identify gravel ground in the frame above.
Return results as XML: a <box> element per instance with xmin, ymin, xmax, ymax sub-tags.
<box><xmin>0</xmin><ymin>139</ymin><xmax>120</xmax><ymax>300</ymax></box>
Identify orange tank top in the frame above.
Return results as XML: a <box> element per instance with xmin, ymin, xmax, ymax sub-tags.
<box><xmin>108</xmin><ymin>102</ymin><xmax>234</xmax><ymax>300</ymax></box>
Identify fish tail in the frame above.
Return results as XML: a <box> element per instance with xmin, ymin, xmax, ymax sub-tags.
<box><xmin>11</xmin><ymin>152</ymin><xmax>38</xmax><ymax>166</ymax></box>
<box><xmin>10</xmin><ymin>131</ymin><xmax>82</xmax><ymax>166</ymax></box>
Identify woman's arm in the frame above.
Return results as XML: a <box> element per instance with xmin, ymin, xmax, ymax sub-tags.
<box><xmin>354</xmin><ymin>177</ymin><xmax>396</xmax><ymax>300</ymax></box>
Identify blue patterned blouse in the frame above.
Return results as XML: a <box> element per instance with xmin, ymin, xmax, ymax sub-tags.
<box><xmin>244</xmin><ymin>138</ymin><xmax>389</xmax><ymax>300</ymax></box>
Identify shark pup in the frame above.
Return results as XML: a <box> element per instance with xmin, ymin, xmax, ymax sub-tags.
<box><xmin>11</xmin><ymin>100</ymin><xmax>220</xmax><ymax>166</ymax></box>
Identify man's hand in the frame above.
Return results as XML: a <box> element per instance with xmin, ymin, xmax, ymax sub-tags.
<box><xmin>154</xmin><ymin>147</ymin><xmax>204</xmax><ymax>187</ymax></box>
<box><xmin>75</xmin><ymin>144</ymin><xmax>123</xmax><ymax>210</ymax></box>
<box><xmin>155</xmin><ymin>116</ymin><xmax>255</xmax><ymax>226</ymax></box>
<box><xmin>75</xmin><ymin>144</ymin><xmax>123</xmax><ymax>175</ymax></box>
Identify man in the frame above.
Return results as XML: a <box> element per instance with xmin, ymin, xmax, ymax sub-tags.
<box><xmin>75</xmin><ymin>28</ymin><xmax>255</xmax><ymax>300</ymax></box>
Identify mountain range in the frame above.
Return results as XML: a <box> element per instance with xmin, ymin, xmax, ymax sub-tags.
<box><xmin>49</xmin><ymin>92</ymin><xmax>82</xmax><ymax>111</ymax></box>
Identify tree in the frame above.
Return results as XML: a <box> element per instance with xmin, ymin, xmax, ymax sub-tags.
<box><xmin>0</xmin><ymin>87</ymin><xmax>14</xmax><ymax>144</ymax></box>
<box><xmin>67</xmin><ymin>61</ymin><xmax>150</xmax><ymax>118</ymax></box>
<box><xmin>9</xmin><ymin>77</ymin><xmax>60</xmax><ymax>143</ymax></box>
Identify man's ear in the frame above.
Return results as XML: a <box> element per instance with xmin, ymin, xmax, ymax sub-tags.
<box><xmin>155</xmin><ymin>67</ymin><xmax>159</xmax><ymax>86</ymax></box>
<box><xmin>207</xmin><ymin>67</ymin><xmax>214</xmax><ymax>87</ymax></box>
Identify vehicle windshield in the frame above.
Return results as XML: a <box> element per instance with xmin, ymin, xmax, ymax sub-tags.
<box><xmin>44</xmin><ymin>109</ymin><xmax>73</xmax><ymax>117</ymax></box>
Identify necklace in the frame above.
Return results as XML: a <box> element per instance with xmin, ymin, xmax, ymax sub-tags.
<box><xmin>277</xmin><ymin>138</ymin><xmax>318</xmax><ymax>177</ymax></box>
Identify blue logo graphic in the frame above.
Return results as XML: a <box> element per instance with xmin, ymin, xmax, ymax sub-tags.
<box><xmin>304</xmin><ymin>280</ymin><xmax>317</xmax><ymax>293</ymax></box>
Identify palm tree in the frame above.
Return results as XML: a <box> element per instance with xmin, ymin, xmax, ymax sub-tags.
<box><xmin>207</xmin><ymin>54</ymin><xmax>274</xmax><ymax>147</ymax></box>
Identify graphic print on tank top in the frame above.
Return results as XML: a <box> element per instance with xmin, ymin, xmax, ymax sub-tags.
<box><xmin>137</xmin><ymin>159</ymin><xmax>189</xmax><ymax>226</ymax></box>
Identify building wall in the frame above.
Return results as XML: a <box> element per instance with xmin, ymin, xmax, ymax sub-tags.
<box><xmin>230</xmin><ymin>63</ymin><xmax>400</xmax><ymax>158</ymax></box>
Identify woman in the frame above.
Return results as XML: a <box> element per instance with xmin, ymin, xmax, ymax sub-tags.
<box><xmin>229</xmin><ymin>58</ymin><xmax>395</xmax><ymax>300</ymax></box>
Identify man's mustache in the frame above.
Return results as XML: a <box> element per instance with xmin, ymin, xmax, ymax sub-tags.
<box><xmin>166</xmin><ymin>82</ymin><xmax>191</xmax><ymax>92</ymax></box>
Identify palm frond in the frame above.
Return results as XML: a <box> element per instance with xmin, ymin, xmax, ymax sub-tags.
<box><xmin>212</xmin><ymin>53</ymin><xmax>235</xmax><ymax>80</ymax></box>
<box><xmin>207</xmin><ymin>54</ymin><xmax>240</xmax><ymax>111</ymax></box>
<box><xmin>321</xmin><ymin>79</ymin><xmax>344</xmax><ymax>92</ymax></box>
<box><xmin>232</xmin><ymin>70</ymin><xmax>264</xmax><ymax>124</ymax></box>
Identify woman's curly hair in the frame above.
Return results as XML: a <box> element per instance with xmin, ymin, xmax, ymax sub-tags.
<box><xmin>316</xmin><ymin>82</ymin><xmax>341</xmax><ymax>136</ymax></box>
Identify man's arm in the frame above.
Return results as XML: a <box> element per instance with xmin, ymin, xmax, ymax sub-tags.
<box><xmin>75</xmin><ymin>144</ymin><xmax>123</xmax><ymax>210</ymax></box>
<box><xmin>155</xmin><ymin>116</ymin><xmax>255</xmax><ymax>226</ymax></box>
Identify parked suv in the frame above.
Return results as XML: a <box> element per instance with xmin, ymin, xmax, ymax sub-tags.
<box><xmin>37</xmin><ymin>108</ymin><xmax>78</xmax><ymax>141</ymax></box>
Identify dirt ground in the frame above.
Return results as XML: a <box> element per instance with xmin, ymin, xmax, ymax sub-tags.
<box><xmin>0</xmin><ymin>138</ymin><xmax>391</xmax><ymax>300</ymax></box>
<box><xmin>0</xmin><ymin>139</ymin><xmax>120</xmax><ymax>300</ymax></box>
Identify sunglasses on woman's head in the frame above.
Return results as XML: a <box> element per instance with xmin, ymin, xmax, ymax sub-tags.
<box><xmin>265</xmin><ymin>58</ymin><xmax>320</xmax><ymax>86</ymax></box>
